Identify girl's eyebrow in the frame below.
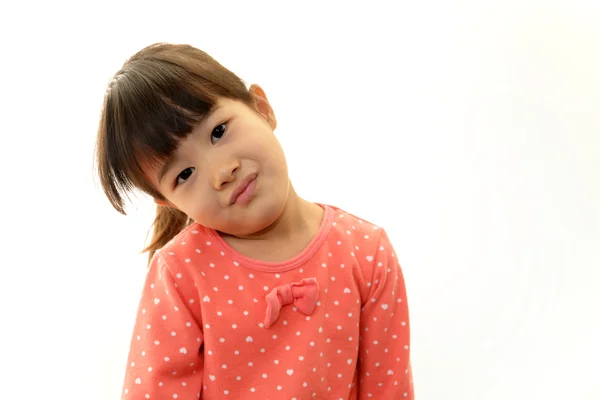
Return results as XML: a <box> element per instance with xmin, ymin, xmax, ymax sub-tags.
<box><xmin>197</xmin><ymin>104</ymin><xmax>221</xmax><ymax>130</ymax></box>
<box><xmin>157</xmin><ymin>105</ymin><xmax>221</xmax><ymax>184</ymax></box>
<box><xmin>158</xmin><ymin>156</ymin><xmax>177</xmax><ymax>184</ymax></box>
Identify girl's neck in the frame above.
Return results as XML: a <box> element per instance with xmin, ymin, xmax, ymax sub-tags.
<box><xmin>219</xmin><ymin>183</ymin><xmax>325</xmax><ymax>261</ymax></box>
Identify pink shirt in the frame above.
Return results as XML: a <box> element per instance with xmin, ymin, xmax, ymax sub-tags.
<box><xmin>122</xmin><ymin>204</ymin><xmax>414</xmax><ymax>399</ymax></box>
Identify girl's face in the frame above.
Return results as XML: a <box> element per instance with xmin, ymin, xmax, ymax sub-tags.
<box><xmin>145</xmin><ymin>91</ymin><xmax>290</xmax><ymax>236</ymax></box>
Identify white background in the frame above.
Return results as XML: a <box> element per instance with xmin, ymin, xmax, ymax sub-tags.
<box><xmin>1</xmin><ymin>0</ymin><xmax>598</xmax><ymax>399</ymax></box>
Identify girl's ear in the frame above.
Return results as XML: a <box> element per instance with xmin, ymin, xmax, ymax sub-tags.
<box><xmin>249</xmin><ymin>84</ymin><xmax>277</xmax><ymax>130</ymax></box>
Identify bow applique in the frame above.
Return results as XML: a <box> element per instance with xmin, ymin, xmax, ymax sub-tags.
<box><xmin>264</xmin><ymin>277</ymin><xmax>320</xmax><ymax>328</ymax></box>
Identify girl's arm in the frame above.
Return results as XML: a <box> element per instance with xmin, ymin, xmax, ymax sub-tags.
<box><xmin>121</xmin><ymin>253</ymin><xmax>204</xmax><ymax>400</ymax></box>
<box><xmin>357</xmin><ymin>229</ymin><xmax>414</xmax><ymax>399</ymax></box>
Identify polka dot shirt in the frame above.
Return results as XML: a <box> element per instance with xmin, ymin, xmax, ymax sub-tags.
<box><xmin>121</xmin><ymin>205</ymin><xmax>413</xmax><ymax>399</ymax></box>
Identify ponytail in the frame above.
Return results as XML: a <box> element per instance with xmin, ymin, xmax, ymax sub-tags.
<box><xmin>143</xmin><ymin>205</ymin><xmax>190</xmax><ymax>265</ymax></box>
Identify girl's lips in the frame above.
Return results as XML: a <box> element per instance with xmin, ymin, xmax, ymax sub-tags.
<box><xmin>229</xmin><ymin>173</ymin><xmax>258</xmax><ymax>205</ymax></box>
<box><xmin>234</xmin><ymin>177</ymin><xmax>257</xmax><ymax>205</ymax></box>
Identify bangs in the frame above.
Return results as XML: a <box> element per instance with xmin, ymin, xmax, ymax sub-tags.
<box><xmin>99</xmin><ymin>60</ymin><xmax>219</xmax><ymax>210</ymax></box>
<box><xmin>114</xmin><ymin>59</ymin><xmax>217</xmax><ymax>162</ymax></box>
<box><xmin>96</xmin><ymin>43</ymin><xmax>253</xmax><ymax>214</ymax></box>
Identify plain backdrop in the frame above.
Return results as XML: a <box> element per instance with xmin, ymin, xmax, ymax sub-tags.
<box><xmin>1</xmin><ymin>0</ymin><xmax>598</xmax><ymax>399</ymax></box>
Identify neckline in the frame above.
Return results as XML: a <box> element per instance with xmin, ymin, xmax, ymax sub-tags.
<box><xmin>201</xmin><ymin>204</ymin><xmax>334</xmax><ymax>272</ymax></box>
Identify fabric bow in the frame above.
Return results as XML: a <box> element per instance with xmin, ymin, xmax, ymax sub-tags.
<box><xmin>264</xmin><ymin>277</ymin><xmax>320</xmax><ymax>328</ymax></box>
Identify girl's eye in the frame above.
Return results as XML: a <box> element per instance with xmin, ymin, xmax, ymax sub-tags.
<box><xmin>211</xmin><ymin>123</ymin><xmax>227</xmax><ymax>144</ymax></box>
<box><xmin>176</xmin><ymin>167</ymin><xmax>195</xmax><ymax>186</ymax></box>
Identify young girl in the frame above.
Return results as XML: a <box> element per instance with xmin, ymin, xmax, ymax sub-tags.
<box><xmin>96</xmin><ymin>43</ymin><xmax>414</xmax><ymax>399</ymax></box>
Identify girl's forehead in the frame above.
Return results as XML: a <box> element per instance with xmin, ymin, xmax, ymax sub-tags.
<box><xmin>212</xmin><ymin>97</ymin><xmax>240</xmax><ymax>111</ymax></box>
<box><xmin>136</xmin><ymin>97</ymin><xmax>248</xmax><ymax>160</ymax></box>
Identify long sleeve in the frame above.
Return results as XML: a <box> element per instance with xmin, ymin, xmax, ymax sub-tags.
<box><xmin>357</xmin><ymin>229</ymin><xmax>414</xmax><ymax>399</ymax></box>
<box><xmin>121</xmin><ymin>252</ymin><xmax>204</xmax><ymax>400</ymax></box>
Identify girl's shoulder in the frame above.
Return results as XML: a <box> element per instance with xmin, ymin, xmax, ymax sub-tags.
<box><xmin>322</xmin><ymin>203</ymin><xmax>392</xmax><ymax>259</ymax></box>
<box><xmin>152</xmin><ymin>222</ymin><xmax>214</xmax><ymax>267</ymax></box>
<box><xmin>323</xmin><ymin>203</ymin><xmax>384</xmax><ymax>235</ymax></box>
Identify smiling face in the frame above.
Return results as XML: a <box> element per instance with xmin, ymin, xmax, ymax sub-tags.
<box><xmin>145</xmin><ymin>91</ymin><xmax>290</xmax><ymax>236</ymax></box>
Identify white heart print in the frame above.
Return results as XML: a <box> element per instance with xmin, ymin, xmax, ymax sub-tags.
<box><xmin>203</xmin><ymin>295</ymin><xmax>210</xmax><ymax>302</ymax></box>
<box><xmin>366</xmin><ymin>256</ymin><xmax>374</xmax><ymax>262</ymax></box>
<box><xmin>287</xmin><ymin>369</ymin><xmax>294</xmax><ymax>376</ymax></box>
<box><xmin>344</xmin><ymin>288</ymin><xmax>351</xmax><ymax>293</ymax></box>
<box><xmin>381</xmin><ymin>304</ymin><xmax>389</xmax><ymax>310</ymax></box>
<box><xmin>135</xmin><ymin>378</ymin><xmax>141</xmax><ymax>384</ymax></box>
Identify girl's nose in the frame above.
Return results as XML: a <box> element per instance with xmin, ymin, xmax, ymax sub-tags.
<box><xmin>211</xmin><ymin>158</ymin><xmax>239</xmax><ymax>190</ymax></box>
